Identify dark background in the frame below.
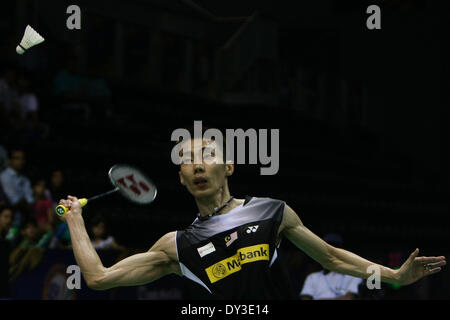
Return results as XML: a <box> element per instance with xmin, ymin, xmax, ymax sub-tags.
<box><xmin>0</xmin><ymin>0</ymin><xmax>448</xmax><ymax>299</ymax></box>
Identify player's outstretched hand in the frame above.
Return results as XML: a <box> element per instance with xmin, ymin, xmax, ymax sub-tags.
<box><xmin>396</xmin><ymin>249</ymin><xmax>446</xmax><ymax>286</ymax></box>
<box><xmin>58</xmin><ymin>195</ymin><xmax>83</xmax><ymax>220</ymax></box>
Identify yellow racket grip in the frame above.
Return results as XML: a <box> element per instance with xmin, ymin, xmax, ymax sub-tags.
<box><xmin>55</xmin><ymin>198</ymin><xmax>88</xmax><ymax>216</ymax></box>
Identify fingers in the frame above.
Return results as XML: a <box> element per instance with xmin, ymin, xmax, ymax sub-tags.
<box><xmin>422</xmin><ymin>260</ymin><xmax>446</xmax><ymax>274</ymax></box>
<box><xmin>407</xmin><ymin>248</ymin><xmax>420</xmax><ymax>263</ymax></box>
<box><xmin>59</xmin><ymin>199</ymin><xmax>71</xmax><ymax>207</ymax></box>
<box><xmin>418</xmin><ymin>256</ymin><xmax>446</xmax><ymax>277</ymax></box>
<box><xmin>415</xmin><ymin>256</ymin><xmax>447</xmax><ymax>264</ymax></box>
<box><xmin>67</xmin><ymin>195</ymin><xmax>78</xmax><ymax>202</ymax></box>
<box><xmin>58</xmin><ymin>195</ymin><xmax>79</xmax><ymax>209</ymax></box>
<box><xmin>59</xmin><ymin>195</ymin><xmax>77</xmax><ymax>203</ymax></box>
<box><xmin>425</xmin><ymin>267</ymin><xmax>442</xmax><ymax>276</ymax></box>
<box><xmin>426</xmin><ymin>260</ymin><xmax>447</xmax><ymax>269</ymax></box>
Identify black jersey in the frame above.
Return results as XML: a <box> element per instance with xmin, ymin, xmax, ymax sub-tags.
<box><xmin>176</xmin><ymin>196</ymin><xmax>293</xmax><ymax>299</ymax></box>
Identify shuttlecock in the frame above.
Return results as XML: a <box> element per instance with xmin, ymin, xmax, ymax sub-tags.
<box><xmin>16</xmin><ymin>25</ymin><xmax>45</xmax><ymax>55</ymax></box>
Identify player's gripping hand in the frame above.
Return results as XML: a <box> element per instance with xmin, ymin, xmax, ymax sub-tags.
<box><xmin>58</xmin><ymin>195</ymin><xmax>83</xmax><ymax>220</ymax></box>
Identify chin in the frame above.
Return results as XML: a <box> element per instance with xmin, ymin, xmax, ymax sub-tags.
<box><xmin>193</xmin><ymin>188</ymin><xmax>216</xmax><ymax>198</ymax></box>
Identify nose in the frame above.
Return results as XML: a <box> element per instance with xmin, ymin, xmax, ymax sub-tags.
<box><xmin>193</xmin><ymin>163</ymin><xmax>205</xmax><ymax>174</ymax></box>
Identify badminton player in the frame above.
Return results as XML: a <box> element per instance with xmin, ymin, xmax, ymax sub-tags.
<box><xmin>59</xmin><ymin>136</ymin><xmax>446</xmax><ymax>299</ymax></box>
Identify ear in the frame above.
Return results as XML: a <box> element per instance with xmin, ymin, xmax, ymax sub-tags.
<box><xmin>178</xmin><ymin>170</ymin><xmax>186</xmax><ymax>186</ymax></box>
<box><xmin>225</xmin><ymin>161</ymin><xmax>234</xmax><ymax>177</ymax></box>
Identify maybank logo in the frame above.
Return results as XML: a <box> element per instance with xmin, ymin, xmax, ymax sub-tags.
<box><xmin>205</xmin><ymin>244</ymin><xmax>269</xmax><ymax>283</ymax></box>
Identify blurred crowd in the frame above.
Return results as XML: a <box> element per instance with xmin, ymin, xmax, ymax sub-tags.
<box><xmin>0</xmin><ymin>57</ymin><xmax>118</xmax><ymax>245</ymax></box>
<box><xmin>0</xmin><ymin>144</ymin><xmax>124</xmax><ymax>297</ymax></box>
<box><xmin>0</xmin><ymin>50</ymin><xmax>137</xmax><ymax>298</ymax></box>
<box><xmin>0</xmin><ymin>144</ymin><xmax>122</xmax><ymax>263</ymax></box>
<box><xmin>0</xmin><ymin>66</ymin><xmax>49</xmax><ymax>146</ymax></box>
<box><xmin>0</xmin><ymin>100</ymin><xmax>121</xmax><ymax>298</ymax></box>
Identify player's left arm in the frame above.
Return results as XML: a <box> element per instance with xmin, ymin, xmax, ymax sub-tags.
<box><xmin>279</xmin><ymin>204</ymin><xmax>446</xmax><ymax>286</ymax></box>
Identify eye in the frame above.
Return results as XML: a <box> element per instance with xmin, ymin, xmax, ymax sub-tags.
<box><xmin>181</xmin><ymin>156</ymin><xmax>193</xmax><ymax>163</ymax></box>
<box><xmin>203</xmin><ymin>148</ymin><xmax>216</xmax><ymax>159</ymax></box>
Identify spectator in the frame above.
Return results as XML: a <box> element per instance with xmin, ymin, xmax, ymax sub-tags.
<box><xmin>0</xmin><ymin>144</ymin><xmax>8</xmax><ymax>171</ymax></box>
<box><xmin>0</xmin><ymin>240</ymin><xmax>9</xmax><ymax>298</ymax></box>
<box><xmin>15</xmin><ymin>73</ymin><xmax>39</xmax><ymax>123</ymax></box>
<box><xmin>0</xmin><ymin>206</ymin><xmax>13</xmax><ymax>298</ymax></box>
<box><xmin>0</xmin><ymin>176</ymin><xmax>8</xmax><ymax>210</ymax></box>
<box><xmin>52</xmin><ymin>55</ymin><xmax>84</xmax><ymax>99</ymax></box>
<box><xmin>48</xmin><ymin>216</ymin><xmax>71</xmax><ymax>249</ymax></box>
<box><xmin>11</xmin><ymin>73</ymin><xmax>49</xmax><ymax>142</ymax></box>
<box><xmin>0</xmin><ymin>206</ymin><xmax>13</xmax><ymax>240</ymax></box>
<box><xmin>89</xmin><ymin>215</ymin><xmax>120</xmax><ymax>250</ymax></box>
<box><xmin>32</xmin><ymin>178</ymin><xmax>54</xmax><ymax>234</ymax></box>
<box><xmin>45</xmin><ymin>169</ymin><xmax>67</xmax><ymax>207</ymax></box>
<box><xmin>16</xmin><ymin>219</ymin><xmax>39</xmax><ymax>249</ymax></box>
<box><xmin>8</xmin><ymin>218</ymin><xmax>46</xmax><ymax>281</ymax></box>
<box><xmin>0</xmin><ymin>205</ymin><xmax>19</xmax><ymax>247</ymax></box>
<box><xmin>299</xmin><ymin>233</ymin><xmax>363</xmax><ymax>300</ymax></box>
<box><xmin>85</xmin><ymin>62</ymin><xmax>112</xmax><ymax>116</ymax></box>
<box><xmin>0</xmin><ymin>146</ymin><xmax>8</xmax><ymax>209</ymax></box>
<box><xmin>0</xmin><ymin>148</ymin><xmax>34</xmax><ymax>226</ymax></box>
<box><xmin>0</xmin><ymin>66</ymin><xmax>19</xmax><ymax>120</ymax></box>
<box><xmin>52</xmin><ymin>56</ymin><xmax>91</xmax><ymax>121</ymax></box>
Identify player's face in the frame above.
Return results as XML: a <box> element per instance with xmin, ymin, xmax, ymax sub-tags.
<box><xmin>178</xmin><ymin>138</ymin><xmax>233</xmax><ymax>199</ymax></box>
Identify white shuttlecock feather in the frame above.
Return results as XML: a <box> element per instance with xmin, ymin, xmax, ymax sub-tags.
<box><xmin>16</xmin><ymin>25</ymin><xmax>45</xmax><ymax>55</ymax></box>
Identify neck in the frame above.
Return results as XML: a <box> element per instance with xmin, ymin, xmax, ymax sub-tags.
<box><xmin>196</xmin><ymin>186</ymin><xmax>233</xmax><ymax>218</ymax></box>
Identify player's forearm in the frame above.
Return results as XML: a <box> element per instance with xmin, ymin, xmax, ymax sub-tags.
<box><xmin>327</xmin><ymin>247</ymin><xmax>399</xmax><ymax>284</ymax></box>
<box><xmin>65</xmin><ymin>214</ymin><xmax>106</xmax><ymax>284</ymax></box>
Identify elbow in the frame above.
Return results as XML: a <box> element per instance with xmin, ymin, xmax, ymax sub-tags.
<box><xmin>86</xmin><ymin>278</ymin><xmax>105</xmax><ymax>291</ymax></box>
<box><xmin>85</xmin><ymin>271</ymin><xmax>109</xmax><ymax>291</ymax></box>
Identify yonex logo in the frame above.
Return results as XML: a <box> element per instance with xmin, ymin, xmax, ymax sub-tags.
<box><xmin>246</xmin><ymin>225</ymin><xmax>259</xmax><ymax>233</ymax></box>
<box><xmin>56</xmin><ymin>207</ymin><xmax>65</xmax><ymax>216</ymax></box>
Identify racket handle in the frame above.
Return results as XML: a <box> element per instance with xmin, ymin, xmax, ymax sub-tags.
<box><xmin>55</xmin><ymin>198</ymin><xmax>88</xmax><ymax>216</ymax></box>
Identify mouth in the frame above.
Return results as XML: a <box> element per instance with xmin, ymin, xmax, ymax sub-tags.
<box><xmin>193</xmin><ymin>176</ymin><xmax>208</xmax><ymax>187</ymax></box>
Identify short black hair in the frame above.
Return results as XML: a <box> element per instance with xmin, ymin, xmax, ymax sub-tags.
<box><xmin>21</xmin><ymin>218</ymin><xmax>37</xmax><ymax>230</ymax></box>
<box><xmin>8</xmin><ymin>146</ymin><xmax>26</xmax><ymax>158</ymax></box>
<box><xmin>90</xmin><ymin>214</ymin><xmax>106</xmax><ymax>227</ymax></box>
<box><xmin>0</xmin><ymin>205</ymin><xmax>13</xmax><ymax>214</ymax></box>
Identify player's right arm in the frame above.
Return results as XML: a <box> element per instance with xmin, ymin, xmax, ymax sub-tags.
<box><xmin>60</xmin><ymin>196</ymin><xmax>180</xmax><ymax>290</ymax></box>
